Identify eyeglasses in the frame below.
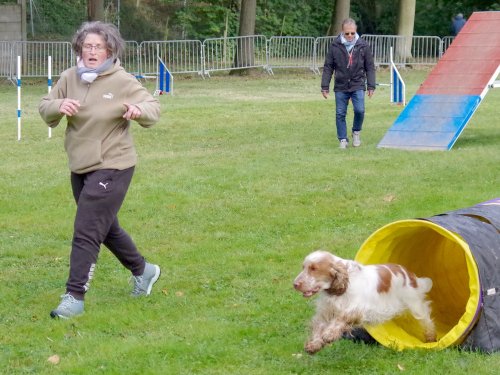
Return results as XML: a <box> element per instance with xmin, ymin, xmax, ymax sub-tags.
<box><xmin>344</xmin><ymin>32</ymin><xmax>356</xmax><ymax>36</ymax></box>
<box><xmin>82</xmin><ymin>44</ymin><xmax>107</xmax><ymax>52</ymax></box>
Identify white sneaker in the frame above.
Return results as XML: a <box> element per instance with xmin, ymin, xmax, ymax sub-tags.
<box><xmin>131</xmin><ymin>262</ymin><xmax>161</xmax><ymax>296</ymax></box>
<box><xmin>352</xmin><ymin>131</ymin><xmax>361</xmax><ymax>147</ymax></box>
<box><xmin>339</xmin><ymin>139</ymin><xmax>348</xmax><ymax>149</ymax></box>
<box><xmin>50</xmin><ymin>294</ymin><xmax>84</xmax><ymax>319</ymax></box>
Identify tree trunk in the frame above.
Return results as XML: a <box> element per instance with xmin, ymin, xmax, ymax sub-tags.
<box><xmin>88</xmin><ymin>0</ymin><xmax>105</xmax><ymax>21</ymax></box>
<box><xmin>233</xmin><ymin>0</ymin><xmax>256</xmax><ymax>73</ymax></box>
<box><xmin>328</xmin><ymin>0</ymin><xmax>350</xmax><ymax>36</ymax></box>
<box><xmin>396</xmin><ymin>0</ymin><xmax>416</xmax><ymax>62</ymax></box>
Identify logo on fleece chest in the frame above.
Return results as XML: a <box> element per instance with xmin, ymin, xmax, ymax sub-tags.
<box><xmin>78</xmin><ymin>90</ymin><xmax>124</xmax><ymax>119</ymax></box>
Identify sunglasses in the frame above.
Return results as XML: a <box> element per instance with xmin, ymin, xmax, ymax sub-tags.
<box><xmin>344</xmin><ymin>32</ymin><xmax>356</xmax><ymax>36</ymax></box>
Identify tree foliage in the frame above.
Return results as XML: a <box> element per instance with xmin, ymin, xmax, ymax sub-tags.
<box><xmin>352</xmin><ymin>0</ymin><xmax>500</xmax><ymax>36</ymax></box>
<box><xmin>27</xmin><ymin>0</ymin><xmax>87</xmax><ymax>40</ymax></box>
<box><xmin>255</xmin><ymin>0</ymin><xmax>332</xmax><ymax>37</ymax></box>
<box><xmin>171</xmin><ymin>0</ymin><xmax>239</xmax><ymax>40</ymax></box>
<box><xmin>25</xmin><ymin>0</ymin><xmax>500</xmax><ymax>41</ymax></box>
<box><xmin>413</xmin><ymin>0</ymin><xmax>500</xmax><ymax>36</ymax></box>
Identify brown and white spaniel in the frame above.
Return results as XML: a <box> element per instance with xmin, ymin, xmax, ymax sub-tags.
<box><xmin>293</xmin><ymin>250</ymin><xmax>436</xmax><ymax>354</ymax></box>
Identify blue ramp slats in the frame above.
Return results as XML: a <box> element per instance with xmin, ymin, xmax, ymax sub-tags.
<box><xmin>392</xmin><ymin>117</ymin><xmax>472</xmax><ymax>133</ymax></box>
<box><xmin>378</xmin><ymin>128</ymin><xmax>468</xmax><ymax>149</ymax></box>
<box><xmin>377</xmin><ymin>94</ymin><xmax>481</xmax><ymax>150</ymax></box>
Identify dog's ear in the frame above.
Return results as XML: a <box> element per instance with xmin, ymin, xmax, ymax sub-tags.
<box><xmin>326</xmin><ymin>260</ymin><xmax>349</xmax><ymax>296</ymax></box>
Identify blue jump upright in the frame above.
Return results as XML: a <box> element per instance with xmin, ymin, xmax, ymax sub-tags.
<box><xmin>378</xmin><ymin>11</ymin><xmax>500</xmax><ymax>150</ymax></box>
<box><xmin>155</xmin><ymin>58</ymin><xmax>173</xmax><ymax>95</ymax></box>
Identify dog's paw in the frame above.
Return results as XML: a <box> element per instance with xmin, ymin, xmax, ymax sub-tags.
<box><xmin>304</xmin><ymin>340</ymin><xmax>323</xmax><ymax>355</ymax></box>
<box><xmin>322</xmin><ymin>331</ymin><xmax>335</xmax><ymax>344</ymax></box>
<box><xmin>321</xmin><ymin>328</ymin><xmax>343</xmax><ymax>344</ymax></box>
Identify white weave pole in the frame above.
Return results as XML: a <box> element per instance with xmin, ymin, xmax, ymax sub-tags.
<box><xmin>17</xmin><ymin>55</ymin><xmax>21</xmax><ymax>141</ymax></box>
<box><xmin>48</xmin><ymin>55</ymin><xmax>52</xmax><ymax>138</ymax></box>
<box><xmin>156</xmin><ymin>43</ymin><xmax>160</xmax><ymax>94</ymax></box>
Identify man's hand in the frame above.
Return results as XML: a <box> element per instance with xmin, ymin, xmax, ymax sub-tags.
<box><xmin>367</xmin><ymin>89</ymin><xmax>375</xmax><ymax>98</ymax></box>
<box><xmin>321</xmin><ymin>90</ymin><xmax>329</xmax><ymax>99</ymax></box>
<box><xmin>59</xmin><ymin>99</ymin><xmax>80</xmax><ymax>116</ymax></box>
<box><xmin>123</xmin><ymin>103</ymin><xmax>142</xmax><ymax>120</ymax></box>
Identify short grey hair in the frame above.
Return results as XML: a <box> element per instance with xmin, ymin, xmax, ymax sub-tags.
<box><xmin>72</xmin><ymin>21</ymin><xmax>124</xmax><ymax>59</ymax></box>
<box><xmin>342</xmin><ymin>18</ymin><xmax>357</xmax><ymax>29</ymax></box>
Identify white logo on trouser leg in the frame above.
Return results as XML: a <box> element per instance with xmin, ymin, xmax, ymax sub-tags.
<box><xmin>99</xmin><ymin>182</ymin><xmax>109</xmax><ymax>189</ymax></box>
<box><xmin>84</xmin><ymin>263</ymin><xmax>96</xmax><ymax>292</ymax></box>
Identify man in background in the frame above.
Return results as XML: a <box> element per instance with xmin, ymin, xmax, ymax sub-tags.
<box><xmin>321</xmin><ymin>18</ymin><xmax>376</xmax><ymax>149</ymax></box>
<box><xmin>451</xmin><ymin>13</ymin><xmax>466</xmax><ymax>36</ymax></box>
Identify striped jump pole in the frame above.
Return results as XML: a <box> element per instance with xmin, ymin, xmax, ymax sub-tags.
<box><xmin>17</xmin><ymin>55</ymin><xmax>21</xmax><ymax>141</ymax></box>
<box><xmin>390</xmin><ymin>47</ymin><xmax>406</xmax><ymax>105</ymax></box>
<box><xmin>16</xmin><ymin>55</ymin><xmax>54</xmax><ymax>140</ymax></box>
<box><xmin>375</xmin><ymin>48</ymin><xmax>405</xmax><ymax>106</ymax></box>
<box><xmin>48</xmin><ymin>55</ymin><xmax>52</xmax><ymax>138</ymax></box>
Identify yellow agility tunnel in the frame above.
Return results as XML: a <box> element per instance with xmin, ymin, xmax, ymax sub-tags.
<box><xmin>354</xmin><ymin>199</ymin><xmax>500</xmax><ymax>352</ymax></box>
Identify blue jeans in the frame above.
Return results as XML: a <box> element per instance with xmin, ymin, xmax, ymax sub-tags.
<box><xmin>334</xmin><ymin>90</ymin><xmax>365</xmax><ymax>141</ymax></box>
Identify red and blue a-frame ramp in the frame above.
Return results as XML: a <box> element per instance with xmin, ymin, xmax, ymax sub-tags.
<box><xmin>378</xmin><ymin>11</ymin><xmax>500</xmax><ymax>150</ymax></box>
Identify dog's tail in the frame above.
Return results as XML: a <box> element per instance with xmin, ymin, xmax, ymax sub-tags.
<box><xmin>417</xmin><ymin>277</ymin><xmax>433</xmax><ymax>294</ymax></box>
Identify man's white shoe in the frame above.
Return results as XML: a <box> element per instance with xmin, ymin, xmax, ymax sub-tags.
<box><xmin>131</xmin><ymin>262</ymin><xmax>161</xmax><ymax>296</ymax></box>
<box><xmin>352</xmin><ymin>131</ymin><xmax>361</xmax><ymax>147</ymax></box>
<box><xmin>339</xmin><ymin>139</ymin><xmax>348</xmax><ymax>149</ymax></box>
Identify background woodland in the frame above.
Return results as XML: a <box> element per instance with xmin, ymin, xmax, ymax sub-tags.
<box><xmin>5</xmin><ymin>0</ymin><xmax>500</xmax><ymax>42</ymax></box>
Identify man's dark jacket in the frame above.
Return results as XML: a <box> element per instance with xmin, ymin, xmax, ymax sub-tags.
<box><xmin>321</xmin><ymin>36</ymin><xmax>376</xmax><ymax>93</ymax></box>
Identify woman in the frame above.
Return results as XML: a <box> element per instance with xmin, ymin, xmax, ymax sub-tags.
<box><xmin>39</xmin><ymin>21</ymin><xmax>161</xmax><ymax>319</ymax></box>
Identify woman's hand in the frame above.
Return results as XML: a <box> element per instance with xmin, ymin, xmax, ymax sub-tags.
<box><xmin>123</xmin><ymin>103</ymin><xmax>142</xmax><ymax>120</ymax></box>
<box><xmin>59</xmin><ymin>99</ymin><xmax>81</xmax><ymax>116</ymax></box>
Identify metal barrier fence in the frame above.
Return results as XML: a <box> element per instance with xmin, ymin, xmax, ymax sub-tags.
<box><xmin>203</xmin><ymin>35</ymin><xmax>267</xmax><ymax>76</ymax></box>
<box><xmin>410</xmin><ymin>36</ymin><xmax>442</xmax><ymax>65</ymax></box>
<box><xmin>361</xmin><ymin>35</ymin><xmax>408</xmax><ymax>66</ymax></box>
<box><xmin>10</xmin><ymin>41</ymin><xmax>73</xmax><ymax>79</ymax></box>
<box><xmin>2</xmin><ymin>34</ymin><xmax>460</xmax><ymax>80</ymax></box>
<box><xmin>442</xmin><ymin>36</ymin><xmax>455</xmax><ymax>53</ymax></box>
<box><xmin>267</xmin><ymin>36</ymin><xmax>316</xmax><ymax>74</ymax></box>
<box><xmin>0</xmin><ymin>41</ymin><xmax>11</xmax><ymax>77</ymax></box>
<box><xmin>140</xmin><ymin>40</ymin><xmax>203</xmax><ymax>77</ymax></box>
<box><xmin>122</xmin><ymin>40</ymin><xmax>140</xmax><ymax>76</ymax></box>
<box><xmin>361</xmin><ymin>35</ymin><xmax>446</xmax><ymax>66</ymax></box>
<box><xmin>314</xmin><ymin>36</ymin><xmax>335</xmax><ymax>72</ymax></box>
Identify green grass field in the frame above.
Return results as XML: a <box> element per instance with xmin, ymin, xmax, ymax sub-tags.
<box><xmin>1</xmin><ymin>68</ymin><xmax>499</xmax><ymax>374</ymax></box>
